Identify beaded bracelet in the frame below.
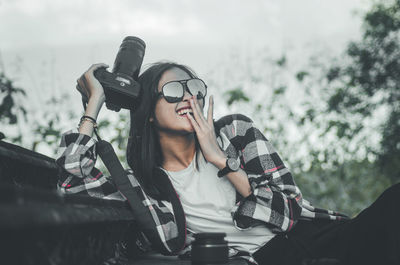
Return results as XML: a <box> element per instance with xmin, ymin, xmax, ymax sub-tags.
<box><xmin>82</xmin><ymin>115</ymin><xmax>96</xmax><ymax>123</ymax></box>
<box><xmin>78</xmin><ymin>115</ymin><xmax>98</xmax><ymax>129</ymax></box>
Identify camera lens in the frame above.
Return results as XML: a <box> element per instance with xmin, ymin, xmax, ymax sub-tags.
<box><xmin>112</xmin><ymin>36</ymin><xmax>146</xmax><ymax>80</ymax></box>
<box><xmin>191</xmin><ymin>233</ymin><xmax>228</xmax><ymax>264</ymax></box>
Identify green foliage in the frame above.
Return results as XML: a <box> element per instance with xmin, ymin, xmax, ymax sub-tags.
<box><xmin>224</xmin><ymin>88</ymin><xmax>250</xmax><ymax>106</ymax></box>
<box><xmin>296</xmin><ymin>71</ymin><xmax>309</xmax><ymax>82</ymax></box>
<box><xmin>364</xmin><ymin>1</ymin><xmax>400</xmax><ymax>39</ymax></box>
<box><xmin>378</xmin><ymin>111</ymin><xmax>400</xmax><ymax>180</ymax></box>
<box><xmin>0</xmin><ymin>72</ymin><xmax>27</xmax><ymax>127</ymax></box>
<box><xmin>32</xmin><ymin>118</ymin><xmax>61</xmax><ymax>152</ymax></box>
<box><xmin>322</xmin><ymin>0</ymin><xmax>400</xmax><ymax>183</ymax></box>
<box><xmin>0</xmin><ymin>66</ymin><xmax>129</xmax><ymax>174</ymax></box>
<box><xmin>276</xmin><ymin>55</ymin><xmax>287</xmax><ymax>67</ymax></box>
<box><xmin>326</xmin><ymin>67</ymin><xmax>340</xmax><ymax>82</ymax></box>
<box><xmin>294</xmin><ymin>158</ymin><xmax>391</xmax><ymax>216</ymax></box>
<box><xmin>273</xmin><ymin>86</ymin><xmax>286</xmax><ymax>95</ymax></box>
<box><xmin>211</xmin><ymin>1</ymin><xmax>399</xmax><ymax>215</ymax></box>
<box><xmin>282</xmin><ymin>0</ymin><xmax>400</xmax><ymax>214</ymax></box>
<box><xmin>30</xmin><ymin>96</ymin><xmax>78</xmax><ymax>154</ymax></box>
<box><xmin>1</xmin><ymin>70</ymin><xmax>74</xmax><ymax>155</ymax></box>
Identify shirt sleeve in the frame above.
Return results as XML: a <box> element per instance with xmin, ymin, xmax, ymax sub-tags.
<box><xmin>224</xmin><ymin>115</ymin><xmax>303</xmax><ymax>233</ymax></box>
<box><xmin>55</xmin><ymin>129</ymin><xmax>185</xmax><ymax>254</ymax></box>
<box><xmin>55</xmin><ymin>129</ymin><xmax>126</xmax><ymax>200</ymax></box>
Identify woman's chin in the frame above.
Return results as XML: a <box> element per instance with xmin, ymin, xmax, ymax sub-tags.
<box><xmin>158</xmin><ymin>116</ymin><xmax>196</xmax><ymax>135</ymax></box>
<box><xmin>178</xmin><ymin>115</ymin><xmax>194</xmax><ymax>129</ymax></box>
<box><xmin>183</xmin><ymin>123</ymin><xmax>195</xmax><ymax>133</ymax></box>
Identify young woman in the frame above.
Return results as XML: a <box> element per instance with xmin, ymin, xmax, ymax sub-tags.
<box><xmin>57</xmin><ymin>62</ymin><xmax>399</xmax><ymax>265</ymax></box>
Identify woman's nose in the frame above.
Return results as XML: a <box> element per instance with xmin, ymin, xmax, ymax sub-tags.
<box><xmin>182</xmin><ymin>86</ymin><xmax>193</xmax><ymax>101</ymax></box>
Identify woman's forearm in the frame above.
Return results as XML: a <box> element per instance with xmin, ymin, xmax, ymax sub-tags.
<box><xmin>78</xmin><ymin>97</ymin><xmax>104</xmax><ymax>137</ymax></box>
<box><xmin>225</xmin><ymin>168</ymin><xmax>252</xmax><ymax>197</ymax></box>
<box><xmin>213</xmin><ymin>156</ymin><xmax>252</xmax><ymax>197</ymax></box>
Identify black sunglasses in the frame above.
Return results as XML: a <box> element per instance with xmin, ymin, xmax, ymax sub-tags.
<box><xmin>156</xmin><ymin>78</ymin><xmax>208</xmax><ymax>103</ymax></box>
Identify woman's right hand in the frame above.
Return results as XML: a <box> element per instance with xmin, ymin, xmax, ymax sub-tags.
<box><xmin>76</xmin><ymin>63</ymin><xmax>109</xmax><ymax>104</ymax></box>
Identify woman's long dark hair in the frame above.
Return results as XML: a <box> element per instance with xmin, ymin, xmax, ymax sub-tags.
<box><xmin>126</xmin><ymin>62</ymin><xmax>201</xmax><ymax>199</ymax></box>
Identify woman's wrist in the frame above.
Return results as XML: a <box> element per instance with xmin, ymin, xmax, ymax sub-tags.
<box><xmin>211</xmin><ymin>152</ymin><xmax>228</xmax><ymax>170</ymax></box>
<box><xmin>89</xmin><ymin>93</ymin><xmax>105</xmax><ymax>103</ymax></box>
<box><xmin>85</xmin><ymin>97</ymin><xmax>104</xmax><ymax>120</ymax></box>
<box><xmin>79</xmin><ymin>116</ymin><xmax>97</xmax><ymax>128</ymax></box>
<box><xmin>225</xmin><ymin>169</ymin><xmax>252</xmax><ymax>197</ymax></box>
<box><xmin>79</xmin><ymin>97</ymin><xmax>103</xmax><ymax>136</ymax></box>
<box><xmin>78</xmin><ymin>119</ymin><xmax>95</xmax><ymax>136</ymax></box>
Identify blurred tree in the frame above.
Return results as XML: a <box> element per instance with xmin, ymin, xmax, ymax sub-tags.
<box><xmin>30</xmin><ymin>95</ymin><xmax>78</xmax><ymax>155</ymax></box>
<box><xmin>208</xmin><ymin>1</ymin><xmax>399</xmax><ymax>216</ymax></box>
<box><xmin>0</xmin><ymin>71</ymin><xmax>27</xmax><ymax>143</ymax></box>
<box><xmin>301</xmin><ymin>0</ymin><xmax>400</xmax><ymax>182</ymax></box>
<box><xmin>330</xmin><ymin>0</ymin><xmax>400</xmax><ymax>183</ymax></box>
<box><xmin>292</xmin><ymin>0</ymin><xmax>400</xmax><ymax>214</ymax></box>
<box><xmin>224</xmin><ymin>88</ymin><xmax>250</xmax><ymax>106</ymax></box>
<box><xmin>0</xmin><ymin>67</ymin><xmax>129</xmax><ymax>182</ymax></box>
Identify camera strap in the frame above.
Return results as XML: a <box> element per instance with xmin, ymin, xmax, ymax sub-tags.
<box><xmin>96</xmin><ymin>140</ymin><xmax>152</xmax><ymax>221</ymax></box>
<box><xmin>96</xmin><ymin>139</ymin><xmax>129</xmax><ymax>187</ymax></box>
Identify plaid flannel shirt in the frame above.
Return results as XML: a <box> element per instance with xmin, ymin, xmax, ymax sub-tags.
<box><xmin>56</xmin><ymin>114</ymin><xmax>347</xmax><ymax>263</ymax></box>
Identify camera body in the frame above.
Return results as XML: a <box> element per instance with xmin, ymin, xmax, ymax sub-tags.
<box><xmin>79</xmin><ymin>36</ymin><xmax>146</xmax><ymax>112</ymax></box>
<box><xmin>93</xmin><ymin>67</ymin><xmax>141</xmax><ymax>111</ymax></box>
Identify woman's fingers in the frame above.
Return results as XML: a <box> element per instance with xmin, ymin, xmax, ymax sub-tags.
<box><xmin>83</xmin><ymin>63</ymin><xmax>109</xmax><ymax>82</ymax></box>
<box><xmin>87</xmin><ymin>63</ymin><xmax>109</xmax><ymax>74</ymax></box>
<box><xmin>190</xmin><ymin>96</ymin><xmax>207</xmax><ymax>126</ymax></box>
<box><xmin>186</xmin><ymin>112</ymin><xmax>200</xmax><ymax>132</ymax></box>
<box><xmin>76</xmin><ymin>76</ymin><xmax>89</xmax><ymax>97</ymax></box>
<box><xmin>187</xmin><ymin>95</ymin><xmax>222</xmax><ymax>166</ymax></box>
<box><xmin>207</xmin><ymin>95</ymin><xmax>214</xmax><ymax>125</ymax></box>
<box><xmin>77</xmin><ymin>63</ymin><xmax>109</xmax><ymax>99</ymax></box>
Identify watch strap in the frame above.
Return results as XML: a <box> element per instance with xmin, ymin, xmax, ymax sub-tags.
<box><xmin>217</xmin><ymin>165</ymin><xmax>231</xmax><ymax>178</ymax></box>
<box><xmin>217</xmin><ymin>158</ymin><xmax>239</xmax><ymax>178</ymax></box>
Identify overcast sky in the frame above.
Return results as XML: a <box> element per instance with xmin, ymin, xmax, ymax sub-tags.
<box><xmin>0</xmin><ymin>0</ymin><xmax>372</xmax><ymax>153</ymax></box>
<box><xmin>1</xmin><ymin>0</ymin><xmax>370</xmax><ymax>72</ymax></box>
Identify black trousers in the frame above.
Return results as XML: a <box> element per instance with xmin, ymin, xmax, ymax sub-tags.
<box><xmin>253</xmin><ymin>183</ymin><xmax>400</xmax><ymax>265</ymax></box>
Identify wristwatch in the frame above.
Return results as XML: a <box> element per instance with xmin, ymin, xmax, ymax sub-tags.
<box><xmin>217</xmin><ymin>157</ymin><xmax>240</xmax><ymax>178</ymax></box>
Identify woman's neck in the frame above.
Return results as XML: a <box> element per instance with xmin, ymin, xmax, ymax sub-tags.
<box><xmin>158</xmin><ymin>131</ymin><xmax>196</xmax><ymax>172</ymax></box>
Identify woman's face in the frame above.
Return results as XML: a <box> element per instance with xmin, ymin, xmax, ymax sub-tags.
<box><xmin>152</xmin><ymin>67</ymin><xmax>204</xmax><ymax>135</ymax></box>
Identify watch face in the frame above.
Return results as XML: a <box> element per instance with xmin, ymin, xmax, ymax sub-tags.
<box><xmin>227</xmin><ymin>158</ymin><xmax>240</xmax><ymax>171</ymax></box>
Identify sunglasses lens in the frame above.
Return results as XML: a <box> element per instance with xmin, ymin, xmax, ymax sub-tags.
<box><xmin>163</xmin><ymin>81</ymin><xmax>183</xmax><ymax>103</ymax></box>
<box><xmin>161</xmin><ymin>79</ymin><xmax>207</xmax><ymax>103</ymax></box>
<box><xmin>187</xmin><ymin>79</ymin><xmax>207</xmax><ymax>99</ymax></box>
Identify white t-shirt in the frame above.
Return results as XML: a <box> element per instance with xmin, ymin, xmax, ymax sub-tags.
<box><xmin>161</xmin><ymin>151</ymin><xmax>276</xmax><ymax>254</ymax></box>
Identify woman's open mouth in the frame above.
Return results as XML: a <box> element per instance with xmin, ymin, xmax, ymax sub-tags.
<box><xmin>177</xmin><ymin>108</ymin><xmax>194</xmax><ymax>116</ymax></box>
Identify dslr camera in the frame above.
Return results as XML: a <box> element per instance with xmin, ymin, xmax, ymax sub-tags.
<box><xmin>77</xmin><ymin>36</ymin><xmax>146</xmax><ymax>112</ymax></box>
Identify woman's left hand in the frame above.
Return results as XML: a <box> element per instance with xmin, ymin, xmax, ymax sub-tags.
<box><xmin>186</xmin><ymin>95</ymin><xmax>227</xmax><ymax>169</ymax></box>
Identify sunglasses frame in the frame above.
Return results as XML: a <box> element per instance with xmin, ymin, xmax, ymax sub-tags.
<box><xmin>156</xmin><ymin>78</ymin><xmax>208</xmax><ymax>103</ymax></box>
